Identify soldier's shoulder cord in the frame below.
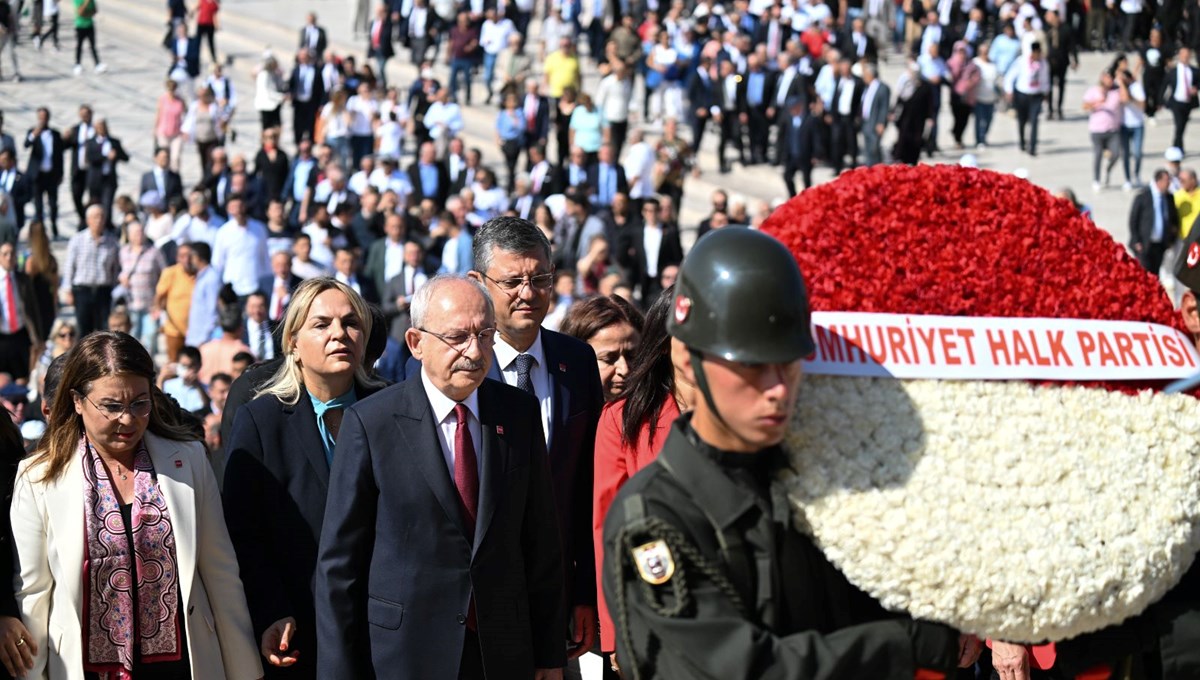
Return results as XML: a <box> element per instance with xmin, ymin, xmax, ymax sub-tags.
<box><xmin>611</xmin><ymin>491</ymin><xmax>747</xmax><ymax>680</ymax></box>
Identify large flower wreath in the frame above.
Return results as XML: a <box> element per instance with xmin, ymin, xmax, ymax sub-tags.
<box><xmin>760</xmin><ymin>165</ymin><xmax>1200</xmax><ymax>643</ymax></box>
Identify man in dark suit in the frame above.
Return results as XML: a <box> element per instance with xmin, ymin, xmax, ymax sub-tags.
<box><xmin>85</xmin><ymin>119</ymin><xmax>129</xmax><ymax>230</ymax></box>
<box><xmin>843</xmin><ymin>17</ymin><xmax>879</xmax><ymax>63</ymax></box>
<box><xmin>738</xmin><ymin>53</ymin><xmax>774</xmax><ymax>165</ymax></box>
<box><xmin>778</xmin><ymin>97</ymin><xmax>822</xmax><ymax>196</ymax></box>
<box><xmin>1164</xmin><ymin>47</ymin><xmax>1199</xmax><ymax>154</ymax></box>
<box><xmin>588</xmin><ymin>143</ymin><xmax>628</xmax><ymax>207</ymax></box>
<box><xmin>0</xmin><ymin>241</ymin><xmax>44</xmax><ymax>381</ymax></box>
<box><xmin>686</xmin><ymin>56</ymin><xmax>718</xmax><ymax>151</ymax></box>
<box><xmin>715</xmin><ymin>58</ymin><xmax>747</xmax><ymax>173</ymax></box>
<box><xmin>859</xmin><ymin>62</ymin><xmax>891</xmax><ymax>166</ymax></box>
<box><xmin>63</xmin><ymin>104</ymin><xmax>95</xmax><ymax>226</ymax></box>
<box><xmin>752</xmin><ymin>6</ymin><xmax>790</xmax><ymax>65</ymax></box>
<box><xmin>827</xmin><ymin>58</ymin><xmax>863</xmax><ymax>175</ymax></box>
<box><xmin>289</xmin><ymin>48</ymin><xmax>326</xmax><ymax>146</ymax></box>
<box><xmin>1129</xmin><ymin>168</ymin><xmax>1182</xmax><ymax>274</ymax></box>
<box><xmin>407</xmin><ymin>140</ymin><xmax>450</xmax><ymax>209</ymax></box>
<box><xmin>617</xmin><ymin>197</ymin><xmax>685</xmax><ymax>308</ymax></box>
<box><xmin>164</xmin><ymin>21</ymin><xmax>201</xmax><ymax>83</ymax></box>
<box><xmin>259</xmin><ymin>250</ymin><xmax>303</xmax><ymax>326</ymax></box>
<box><xmin>0</xmin><ymin>149</ymin><xmax>28</xmax><ymax>237</ymax></box>
<box><xmin>551</xmin><ymin>146</ymin><xmax>592</xmax><ymax>195</ymax></box>
<box><xmin>315</xmin><ymin>275</ymin><xmax>567</xmax><ymax>679</ymax></box>
<box><xmin>140</xmin><ymin>148</ymin><xmax>184</xmax><ymax>205</ymax></box>
<box><xmin>298</xmin><ymin>12</ymin><xmax>328</xmax><ymax>60</ymax></box>
<box><xmin>367</xmin><ymin>4</ymin><xmax>395</xmax><ymax>90</ymax></box>
<box><xmin>332</xmin><ymin>247</ymin><xmax>379</xmax><ymax>304</ymax></box>
<box><xmin>465</xmin><ymin>217</ymin><xmax>603</xmax><ymax>673</ymax></box>
<box><xmin>521</xmin><ymin>79</ymin><xmax>552</xmax><ymax>163</ymax></box>
<box><xmin>381</xmin><ymin>240</ymin><xmax>430</xmax><ymax>339</ymax></box>
<box><xmin>24</xmin><ymin>107</ymin><xmax>65</xmax><ymax>239</ymax></box>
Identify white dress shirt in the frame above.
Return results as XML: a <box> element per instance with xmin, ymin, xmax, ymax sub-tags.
<box><xmin>643</xmin><ymin>223</ymin><xmax>664</xmax><ymax>278</ymax></box>
<box><xmin>493</xmin><ymin>332</ymin><xmax>552</xmax><ymax>445</ymax></box>
<box><xmin>383</xmin><ymin>239</ymin><xmax>406</xmax><ymax>284</ymax></box>
<box><xmin>0</xmin><ymin>268</ymin><xmax>23</xmax><ymax>333</ymax></box>
<box><xmin>1176</xmin><ymin>63</ymin><xmax>1194</xmax><ymax>104</ymax></box>
<box><xmin>422</xmin><ymin>369</ymin><xmax>483</xmax><ymax>478</ymax></box>
<box><xmin>212</xmin><ymin>219</ymin><xmax>271</xmax><ymax>296</ymax></box>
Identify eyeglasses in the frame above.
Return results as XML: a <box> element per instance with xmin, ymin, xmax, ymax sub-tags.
<box><xmin>418</xmin><ymin>327</ymin><xmax>498</xmax><ymax>352</ymax></box>
<box><xmin>76</xmin><ymin>392</ymin><xmax>153</xmax><ymax>420</ymax></box>
<box><xmin>58</xmin><ymin>330</ymin><xmax>76</xmax><ymax>339</ymax></box>
<box><xmin>481</xmin><ymin>271</ymin><xmax>555</xmax><ymax>293</ymax></box>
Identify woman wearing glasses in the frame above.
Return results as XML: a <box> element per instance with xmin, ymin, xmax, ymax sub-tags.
<box><xmin>9</xmin><ymin>331</ymin><xmax>262</xmax><ymax>680</ymax></box>
<box><xmin>222</xmin><ymin>278</ymin><xmax>383</xmax><ymax>679</ymax></box>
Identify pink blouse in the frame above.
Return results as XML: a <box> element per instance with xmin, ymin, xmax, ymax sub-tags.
<box><xmin>156</xmin><ymin>94</ymin><xmax>186</xmax><ymax>139</ymax></box>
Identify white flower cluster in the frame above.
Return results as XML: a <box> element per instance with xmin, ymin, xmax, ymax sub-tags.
<box><xmin>783</xmin><ymin>376</ymin><xmax>1200</xmax><ymax>643</ymax></box>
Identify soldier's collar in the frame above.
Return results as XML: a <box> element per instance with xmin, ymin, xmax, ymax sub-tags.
<box><xmin>655</xmin><ymin>416</ymin><xmax>760</xmax><ymax>529</ymax></box>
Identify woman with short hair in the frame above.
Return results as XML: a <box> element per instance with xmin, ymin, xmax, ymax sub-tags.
<box><xmin>559</xmin><ymin>295</ymin><xmax>643</xmax><ymax>402</ymax></box>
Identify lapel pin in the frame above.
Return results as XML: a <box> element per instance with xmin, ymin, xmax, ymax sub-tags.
<box><xmin>174</xmin><ymin>460</ymin><xmax>183</xmax><ymax>468</ymax></box>
<box><xmin>496</xmin><ymin>425</ymin><xmax>505</xmax><ymax>435</ymax></box>
<box><xmin>559</xmin><ymin>363</ymin><xmax>567</xmax><ymax>373</ymax></box>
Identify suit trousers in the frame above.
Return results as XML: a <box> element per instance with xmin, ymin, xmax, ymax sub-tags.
<box><xmin>0</xmin><ymin>328</ymin><xmax>32</xmax><ymax>381</ymax></box>
<box><xmin>861</xmin><ymin>125</ymin><xmax>883</xmax><ymax>166</ymax></box>
<box><xmin>717</xmin><ymin>113</ymin><xmax>744</xmax><ymax>168</ymax></box>
<box><xmin>292</xmin><ymin>101</ymin><xmax>318</xmax><ymax>146</ymax></box>
<box><xmin>1138</xmin><ymin>241</ymin><xmax>1169</xmax><ymax>276</ymax></box>
<box><xmin>72</xmin><ymin>284</ymin><xmax>113</xmax><ymax>339</ymax></box>
<box><xmin>783</xmin><ymin>160</ymin><xmax>813</xmax><ymax>197</ymax></box>
<box><xmin>1013</xmin><ymin>92</ymin><xmax>1042</xmax><ymax>153</ymax></box>
<box><xmin>746</xmin><ymin>106</ymin><xmax>770</xmax><ymax>161</ymax></box>
<box><xmin>1168</xmin><ymin>101</ymin><xmax>1193</xmax><ymax>153</ymax></box>
<box><xmin>31</xmin><ymin>174</ymin><xmax>59</xmax><ymax>236</ymax></box>
<box><xmin>830</xmin><ymin>117</ymin><xmax>858</xmax><ymax>173</ymax></box>
<box><xmin>70</xmin><ymin>169</ymin><xmax>88</xmax><ymax>224</ymax></box>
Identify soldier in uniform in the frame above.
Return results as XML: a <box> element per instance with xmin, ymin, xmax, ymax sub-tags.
<box><xmin>601</xmin><ymin>227</ymin><xmax>973</xmax><ymax>680</ymax></box>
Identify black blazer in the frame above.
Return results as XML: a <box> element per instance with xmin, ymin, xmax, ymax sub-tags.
<box><xmin>406</xmin><ymin>161</ymin><xmax>450</xmax><ymax>208</ymax></box>
<box><xmin>587</xmin><ymin>162</ymin><xmax>628</xmax><ymax>202</ymax></box>
<box><xmin>777</xmin><ymin>111</ymin><xmax>822</xmax><ymax>167</ymax></box>
<box><xmin>1128</xmin><ymin>187</ymin><xmax>1181</xmax><ymax>249</ymax></box>
<box><xmin>84</xmin><ymin>137</ymin><xmax>129</xmax><ymax>193</ymax></box>
<box><xmin>223</xmin><ymin>381</ymin><xmax>384</xmax><ymax>679</ymax></box>
<box><xmin>298</xmin><ymin>25</ymin><xmax>328</xmax><ymax>57</ymax></box>
<box><xmin>367</xmin><ymin>17</ymin><xmax>395</xmax><ymax>59</ymax></box>
<box><xmin>618</xmin><ymin>221</ymin><xmax>684</xmax><ymax>306</ymax></box>
<box><xmin>63</xmin><ymin>123</ymin><xmax>92</xmax><ymax>176</ymax></box>
<box><xmin>163</xmin><ymin>34</ymin><xmax>202</xmax><ymax>78</ymax></box>
<box><xmin>686</xmin><ymin>67</ymin><xmax>718</xmax><ymax>112</ymax></box>
<box><xmin>314</xmin><ymin>377</ymin><xmax>567</xmax><ymax>678</ymax></box>
<box><xmin>139</xmin><ymin>168</ymin><xmax>184</xmax><ymax>204</ymax></box>
<box><xmin>23</xmin><ymin>128</ymin><xmax>64</xmax><ymax>183</ymax></box>
<box><xmin>523</xmin><ymin>94</ymin><xmax>552</xmax><ymax>145</ymax></box>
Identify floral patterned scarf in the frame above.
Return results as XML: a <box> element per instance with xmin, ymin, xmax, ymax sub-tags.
<box><xmin>81</xmin><ymin>437</ymin><xmax>182</xmax><ymax>679</ymax></box>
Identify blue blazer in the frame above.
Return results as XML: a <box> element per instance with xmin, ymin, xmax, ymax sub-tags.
<box><xmin>314</xmin><ymin>377</ymin><xmax>567</xmax><ymax>678</ymax></box>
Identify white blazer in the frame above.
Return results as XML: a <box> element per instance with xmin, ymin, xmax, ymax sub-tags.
<box><xmin>10</xmin><ymin>432</ymin><xmax>263</xmax><ymax>680</ymax></box>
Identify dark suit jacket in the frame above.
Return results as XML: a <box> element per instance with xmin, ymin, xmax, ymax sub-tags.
<box><xmin>314</xmin><ymin>377</ymin><xmax>567</xmax><ymax>678</ymax></box>
<box><xmin>223</xmin><ymin>381</ymin><xmax>383</xmax><ymax>679</ymax></box>
<box><xmin>777</xmin><ymin>111</ymin><xmax>822</xmax><ymax>167</ymax></box>
<box><xmin>23</xmin><ymin>128</ymin><xmax>64</xmax><ymax>183</ymax></box>
<box><xmin>587</xmin><ymin>162</ymin><xmax>628</xmax><ymax>202</ymax></box>
<box><xmin>299</xmin><ymin>25</ymin><xmax>328</xmax><ymax>57</ymax></box>
<box><xmin>522</xmin><ymin>94</ymin><xmax>552</xmax><ymax>146</ymax></box>
<box><xmin>13</xmin><ymin>270</ymin><xmax>47</xmax><ymax>340</ymax></box>
<box><xmin>84</xmin><ymin>137</ymin><xmax>129</xmax><ymax>194</ymax></box>
<box><xmin>367</xmin><ymin>18</ymin><xmax>395</xmax><ymax>58</ymax></box>
<box><xmin>752</xmin><ymin>19</ymin><xmax>791</xmax><ymax>56</ymax></box>
<box><xmin>257</xmin><ymin>273</ymin><xmax>303</xmax><ymax>300</ymax></box>
<box><xmin>140</xmin><ymin>168</ymin><xmax>184</xmax><ymax>204</ymax></box>
<box><xmin>831</xmin><ymin>76</ymin><xmax>865</xmax><ymax>121</ymax></box>
<box><xmin>406</xmin><ymin>161</ymin><xmax>450</xmax><ymax>208</ymax></box>
<box><xmin>163</xmin><ymin>34</ymin><xmax>202</xmax><ymax>78</ymax></box>
<box><xmin>842</xmin><ymin>30</ymin><xmax>879</xmax><ymax>62</ymax></box>
<box><xmin>551</xmin><ymin>163</ymin><xmax>592</xmax><ymax>195</ymax></box>
<box><xmin>288</xmin><ymin>65</ymin><xmax>327</xmax><ymax>107</ymax></box>
<box><xmin>1164</xmin><ymin>63</ymin><xmax>1200</xmax><ymax>109</ymax></box>
<box><xmin>686</xmin><ymin>67</ymin><xmax>718</xmax><ymax>112</ymax></box>
<box><xmin>63</xmin><ymin>124</ymin><xmax>92</xmax><ymax>176</ymax></box>
<box><xmin>618</xmin><ymin>221</ymin><xmax>684</xmax><ymax>306</ymax></box>
<box><xmin>861</xmin><ymin>81</ymin><xmax>892</xmax><ymax>131</ymax></box>
<box><xmin>1129</xmin><ymin>187</ymin><xmax>1182</xmax><ymax>249</ymax></box>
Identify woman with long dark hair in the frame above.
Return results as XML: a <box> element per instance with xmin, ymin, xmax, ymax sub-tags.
<box><xmin>590</xmin><ymin>287</ymin><xmax>695</xmax><ymax>673</ymax></box>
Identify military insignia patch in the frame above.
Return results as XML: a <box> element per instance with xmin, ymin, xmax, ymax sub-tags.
<box><xmin>632</xmin><ymin>540</ymin><xmax>675</xmax><ymax>585</ymax></box>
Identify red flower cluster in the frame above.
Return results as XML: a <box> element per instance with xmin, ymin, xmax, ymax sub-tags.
<box><xmin>761</xmin><ymin>164</ymin><xmax>1190</xmax><ymax>395</ymax></box>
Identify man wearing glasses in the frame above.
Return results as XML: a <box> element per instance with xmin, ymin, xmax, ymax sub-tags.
<box><xmin>315</xmin><ymin>275</ymin><xmax>566</xmax><ymax>679</ymax></box>
<box><xmin>466</xmin><ymin>216</ymin><xmax>605</xmax><ymax>678</ymax></box>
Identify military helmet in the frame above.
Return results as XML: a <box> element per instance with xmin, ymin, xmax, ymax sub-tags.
<box><xmin>668</xmin><ymin>227</ymin><xmax>815</xmax><ymax>363</ymax></box>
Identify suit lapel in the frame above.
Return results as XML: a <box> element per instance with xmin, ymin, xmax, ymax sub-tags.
<box><xmin>147</xmin><ymin>432</ymin><xmax>197</xmax><ymax>609</ymax></box>
<box><xmin>286</xmin><ymin>391</ymin><xmax>331</xmax><ymax>488</ymax></box>
<box><xmin>473</xmin><ymin>382</ymin><xmax>508</xmax><ymax>555</ymax></box>
<box><xmin>395</xmin><ymin>381</ymin><xmax>470</xmax><ymax>537</ymax></box>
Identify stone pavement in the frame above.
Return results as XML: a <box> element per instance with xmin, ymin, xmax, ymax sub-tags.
<box><xmin>2</xmin><ymin>0</ymin><xmax>1193</xmax><ymax>251</ymax></box>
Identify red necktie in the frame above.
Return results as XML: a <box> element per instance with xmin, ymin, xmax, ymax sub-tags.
<box><xmin>372</xmin><ymin>21</ymin><xmax>382</xmax><ymax>49</ymax></box>
<box><xmin>453</xmin><ymin>403</ymin><xmax>479</xmax><ymax>629</ymax></box>
<box><xmin>273</xmin><ymin>291</ymin><xmax>284</xmax><ymax>321</ymax></box>
<box><xmin>5</xmin><ymin>275</ymin><xmax>17</xmax><ymax>333</ymax></box>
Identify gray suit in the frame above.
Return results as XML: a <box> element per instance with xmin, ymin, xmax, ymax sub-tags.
<box><xmin>860</xmin><ymin>81</ymin><xmax>891</xmax><ymax>166</ymax></box>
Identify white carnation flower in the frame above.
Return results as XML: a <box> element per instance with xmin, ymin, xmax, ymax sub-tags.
<box><xmin>784</xmin><ymin>377</ymin><xmax>1200</xmax><ymax>643</ymax></box>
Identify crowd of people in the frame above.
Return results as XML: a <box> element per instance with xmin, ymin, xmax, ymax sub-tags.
<box><xmin>0</xmin><ymin>0</ymin><xmax>1197</xmax><ymax>677</ymax></box>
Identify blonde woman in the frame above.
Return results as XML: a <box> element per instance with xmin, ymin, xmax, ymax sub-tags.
<box><xmin>223</xmin><ymin>278</ymin><xmax>383</xmax><ymax>678</ymax></box>
<box><xmin>10</xmin><ymin>331</ymin><xmax>262</xmax><ymax>680</ymax></box>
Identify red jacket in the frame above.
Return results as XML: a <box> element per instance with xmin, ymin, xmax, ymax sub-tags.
<box><xmin>592</xmin><ymin>396</ymin><xmax>681</xmax><ymax>652</ymax></box>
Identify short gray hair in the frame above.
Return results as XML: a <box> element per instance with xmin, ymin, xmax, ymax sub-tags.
<box><xmin>471</xmin><ymin>216</ymin><xmax>553</xmax><ymax>275</ymax></box>
<box><xmin>410</xmin><ymin>274</ymin><xmax>494</xmax><ymax>330</ymax></box>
